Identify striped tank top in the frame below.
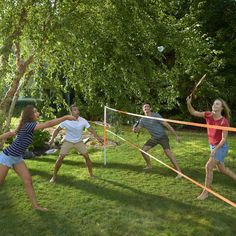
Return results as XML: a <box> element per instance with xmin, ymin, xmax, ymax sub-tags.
<box><xmin>3</xmin><ymin>122</ymin><xmax>37</xmax><ymax>157</ymax></box>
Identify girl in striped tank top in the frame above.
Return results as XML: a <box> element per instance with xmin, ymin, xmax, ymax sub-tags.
<box><xmin>0</xmin><ymin>105</ymin><xmax>75</xmax><ymax>211</ymax></box>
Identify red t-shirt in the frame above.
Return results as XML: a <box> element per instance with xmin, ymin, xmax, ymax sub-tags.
<box><xmin>204</xmin><ymin>111</ymin><xmax>229</xmax><ymax>145</ymax></box>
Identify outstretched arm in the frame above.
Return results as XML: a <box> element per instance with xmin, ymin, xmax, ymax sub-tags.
<box><xmin>0</xmin><ymin>131</ymin><xmax>16</xmax><ymax>140</ymax></box>
<box><xmin>132</xmin><ymin>126</ymin><xmax>141</xmax><ymax>133</ymax></box>
<box><xmin>34</xmin><ymin>115</ymin><xmax>76</xmax><ymax>131</ymax></box>
<box><xmin>48</xmin><ymin>126</ymin><xmax>63</xmax><ymax>145</ymax></box>
<box><xmin>87</xmin><ymin>126</ymin><xmax>103</xmax><ymax>144</ymax></box>
<box><xmin>132</xmin><ymin>121</ymin><xmax>141</xmax><ymax>133</ymax></box>
<box><xmin>186</xmin><ymin>96</ymin><xmax>205</xmax><ymax>118</ymax></box>
<box><xmin>162</xmin><ymin>122</ymin><xmax>180</xmax><ymax>142</ymax></box>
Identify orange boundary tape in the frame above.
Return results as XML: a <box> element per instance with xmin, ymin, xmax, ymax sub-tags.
<box><xmin>106</xmin><ymin>129</ymin><xmax>236</xmax><ymax>208</ymax></box>
<box><xmin>106</xmin><ymin>107</ymin><xmax>236</xmax><ymax>132</ymax></box>
<box><xmin>91</xmin><ymin>108</ymin><xmax>236</xmax><ymax>208</ymax></box>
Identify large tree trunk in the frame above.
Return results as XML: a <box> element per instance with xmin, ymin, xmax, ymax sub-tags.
<box><xmin>0</xmin><ymin>8</ymin><xmax>28</xmax><ymax>93</ymax></box>
<box><xmin>0</xmin><ymin>42</ymin><xmax>34</xmax><ymax>148</ymax></box>
<box><xmin>5</xmin><ymin>70</ymin><xmax>34</xmax><ymax>131</ymax></box>
<box><xmin>0</xmin><ymin>42</ymin><xmax>34</xmax><ymax>113</ymax></box>
<box><xmin>0</xmin><ymin>7</ymin><xmax>29</xmax><ymax>139</ymax></box>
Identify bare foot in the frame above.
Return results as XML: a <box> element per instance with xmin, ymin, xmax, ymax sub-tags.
<box><xmin>89</xmin><ymin>175</ymin><xmax>97</xmax><ymax>179</ymax></box>
<box><xmin>49</xmin><ymin>176</ymin><xmax>56</xmax><ymax>183</ymax></box>
<box><xmin>197</xmin><ymin>191</ymin><xmax>209</xmax><ymax>200</ymax></box>
<box><xmin>143</xmin><ymin>166</ymin><xmax>152</xmax><ymax>172</ymax></box>
<box><xmin>175</xmin><ymin>174</ymin><xmax>182</xmax><ymax>179</ymax></box>
<box><xmin>33</xmin><ymin>205</ymin><xmax>48</xmax><ymax>212</ymax></box>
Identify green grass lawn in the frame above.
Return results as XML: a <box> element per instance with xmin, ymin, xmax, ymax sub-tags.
<box><xmin>0</xmin><ymin>128</ymin><xmax>236</xmax><ymax>236</ymax></box>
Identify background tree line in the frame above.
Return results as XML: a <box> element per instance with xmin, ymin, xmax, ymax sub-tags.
<box><xmin>0</xmin><ymin>0</ymin><xmax>235</xmax><ymax>134</ymax></box>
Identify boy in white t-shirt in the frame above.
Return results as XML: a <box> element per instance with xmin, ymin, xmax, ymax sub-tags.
<box><xmin>49</xmin><ymin>104</ymin><xmax>103</xmax><ymax>182</ymax></box>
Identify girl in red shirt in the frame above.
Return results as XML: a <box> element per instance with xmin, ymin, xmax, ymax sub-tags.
<box><xmin>187</xmin><ymin>97</ymin><xmax>236</xmax><ymax>200</ymax></box>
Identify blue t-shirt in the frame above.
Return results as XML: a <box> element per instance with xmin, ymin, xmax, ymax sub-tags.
<box><xmin>3</xmin><ymin>122</ymin><xmax>37</xmax><ymax>157</ymax></box>
<box><xmin>138</xmin><ymin>112</ymin><xmax>166</xmax><ymax>139</ymax></box>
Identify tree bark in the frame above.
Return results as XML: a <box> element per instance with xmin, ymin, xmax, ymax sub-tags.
<box><xmin>5</xmin><ymin>70</ymin><xmax>34</xmax><ymax>131</ymax></box>
<box><xmin>0</xmin><ymin>41</ymin><xmax>34</xmax><ymax>142</ymax></box>
<box><xmin>0</xmin><ymin>7</ymin><xmax>29</xmax><ymax>137</ymax></box>
<box><xmin>0</xmin><ymin>42</ymin><xmax>34</xmax><ymax>113</ymax></box>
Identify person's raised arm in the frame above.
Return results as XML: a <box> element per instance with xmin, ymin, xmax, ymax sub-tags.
<box><xmin>87</xmin><ymin>126</ymin><xmax>103</xmax><ymax>144</ymax></box>
<box><xmin>0</xmin><ymin>131</ymin><xmax>16</xmax><ymax>140</ymax></box>
<box><xmin>186</xmin><ymin>96</ymin><xmax>205</xmax><ymax>118</ymax></box>
<box><xmin>48</xmin><ymin>126</ymin><xmax>63</xmax><ymax>146</ymax></box>
<box><xmin>34</xmin><ymin>115</ymin><xmax>76</xmax><ymax>131</ymax></box>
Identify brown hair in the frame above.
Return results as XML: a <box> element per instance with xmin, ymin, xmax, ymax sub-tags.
<box><xmin>15</xmin><ymin>105</ymin><xmax>35</xmax><ymax>133</ymax></box>
<box><xmin>70</xmin><ymin>104</ymin><xmax>78</xmax><ymax>112</ymax></box>
<box><xmin>215</xmin><ymin>98</ymin><xmax>231</xmax><ymax>123</ymax></box>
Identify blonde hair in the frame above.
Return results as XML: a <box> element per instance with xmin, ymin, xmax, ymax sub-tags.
<box><xmin>215</xmin><ymin>98</ymin><xmax>231</xmax><ymax>123</ymax></box>
<box><xmin>15</xmin><ymin>105</ymin><xmax>35</xmax><ymax>133</ymax></box>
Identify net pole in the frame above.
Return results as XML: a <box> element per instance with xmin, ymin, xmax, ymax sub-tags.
<box><xmin>103</xmin><ymin>105</ymin><xmax>107</xmax><ymax>165</ymax></box>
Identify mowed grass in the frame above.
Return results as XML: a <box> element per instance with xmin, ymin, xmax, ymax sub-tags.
<box><xmin>0</xmin><ymin>127</ymin><xmax>236</xmax><ymax>236</ymax></box>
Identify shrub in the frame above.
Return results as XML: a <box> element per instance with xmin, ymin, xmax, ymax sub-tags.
<box><xmin>28</xmin><ymin>130</ymin><xmax>51</xmax><ymax>151</ymax></box>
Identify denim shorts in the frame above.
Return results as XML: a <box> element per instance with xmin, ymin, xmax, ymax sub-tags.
<box><xmin>209</xmin><ymin>143</ymin><xmax>228</xmax><ymax>163</ymax></box>
<box><xmin>0</xmin><ymin>152</ymin><xmax>23</xmax><ymax>168</ymax></box>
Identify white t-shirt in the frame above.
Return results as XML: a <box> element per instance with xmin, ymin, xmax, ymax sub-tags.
<box><xmin>59</xmin><ymin>117</ymin><xmax>90</xmax><ymax>143</ymax></box>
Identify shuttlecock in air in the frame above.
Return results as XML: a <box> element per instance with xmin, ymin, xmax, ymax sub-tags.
<box><xmin>157</xmin><ymin>46</ymin><xmax>164</xmax><ymax>52</ymax></box>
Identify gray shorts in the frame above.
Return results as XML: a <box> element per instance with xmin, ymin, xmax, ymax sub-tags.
<box><xmin>144</xmin><ymin>136</ymin><xmax>170</xmax><ymax>150</ymax></box>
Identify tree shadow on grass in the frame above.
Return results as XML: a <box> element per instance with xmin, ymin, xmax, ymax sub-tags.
<box><xmin>30</xmin><ymin>152</ymin><xmax>236</xmax><ymax>194</ymax></box>
<box><xmin>29</xmin><ymin>152</ymin><xmax>236</xmax><ymax>208</ymax></box>
<box><xmin>30</xmin><ymin>156</ymin><xmax>236</xmax><ymax>190</ymax></box>
<box><xmin>29</xmin><ymin>167</ymin><xmax>236</xmax><ymax>235</ymax></box>
<box><xmin>27</xmin><ymin>164</ymin><xmax>236</xmax><ymax>234</ymax></box>
<box><xmin>182</xmin><ymin>166</ymin><xmax>236</xmax><ymax>188</ymax></box>
<box><xmin>0</xmin><ymin>187</ymin><xmax>80</xmax><ymax>236</ymax></box>
<box><xmin>30</xmin><ymin>166</ymin><xmax>234</xmax><ymax>214</ymax></box>
<box><xmin>31</xmin><ymin>209</ymin><xmax>81</xmax><ymax>236</ymax></box>
<box><xmin>32</xmin><ymin>156</ymin><xmax>196</xmax><ymax>177</ymax></box>
<box><xmin>29</xmin><ymin>156</ymin><xmax>89</xmax><ymax>168</ymax></box>
<box><xmin>31</xmin><ymin>156</ymin><xmax>144</xmax><ymax>173</ymax></box>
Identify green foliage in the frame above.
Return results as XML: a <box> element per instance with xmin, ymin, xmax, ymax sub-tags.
<box><xmin>28</xmin><ymin>129</ymin><xmax>50</xmax><ymax>151</ymax></box>
<box><xmin>174</xmin><ymin>0</ymin><xmax>236</xmax><ymax>124</ymax></box>
<box><xmin>0</xmin><ymin>0</ymin><xmax>235</xmax><ymax>123</ymax></box>
<box><xmin>4</xmin><ymin>126</ymin><xmax>50</xmax><ymax>152</ymax></box>
<box><xmin>5</xmin><ymin>128</ymin><xmax>50</xmax><ymax>151</ymax></box>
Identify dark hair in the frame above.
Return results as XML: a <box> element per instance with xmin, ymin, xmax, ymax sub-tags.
<box><xmin>142</xmin><ymin>102</ymin><xmax>151</xmax><ymax>108</ymax></box>
<box><xmin>15</xmin><ymin>105</ymin><xmax>35</xmax><ymax>133</ymax></box>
